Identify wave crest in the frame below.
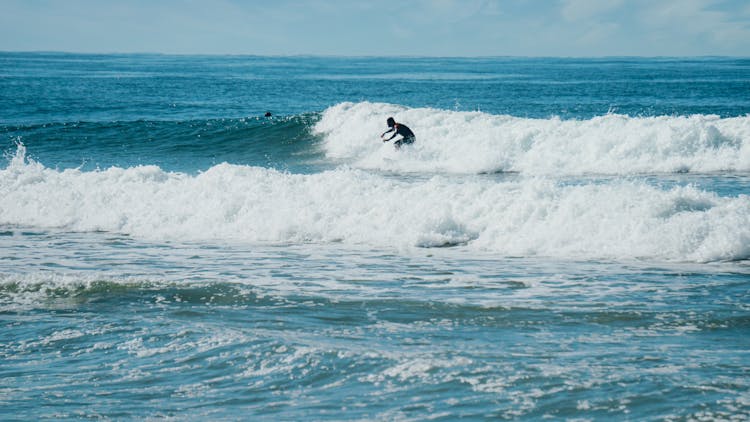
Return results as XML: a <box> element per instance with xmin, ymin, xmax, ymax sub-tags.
<box><xmin>2</xmin><ymin>144</ymin><xmax>749</xmax><ymax>262</ymax></box>
<box><xmin>314</xmin><ymin>102</ymin><xmax>750</xmax><ymax>175</ymax></box>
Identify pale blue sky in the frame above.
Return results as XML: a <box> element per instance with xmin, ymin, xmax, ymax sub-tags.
<box><xmin>2</xmin><ymin>0</ymin><xmax>749</xmax><ymax>56</ymax></box>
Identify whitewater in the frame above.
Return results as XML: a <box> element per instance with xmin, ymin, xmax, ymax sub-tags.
<box><xmin>4</xmin><ymin>103</ymin><xmax>749</xmax><ymax>262</ymax></box>
<box><xmin>1</xmin><ymin>53</ymin><xmax>749</xmax><ymax>420</ymax></box>
<box><xmin>317</xmin><ymin>101</ymin><xmax>750</xmax><ymax>175</ymax></box>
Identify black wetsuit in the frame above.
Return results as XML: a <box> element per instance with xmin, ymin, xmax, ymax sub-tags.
<box><xmin>383</xmin><ymin>123</ymin><xmax>416</xmax><ymax>148</ymax></box>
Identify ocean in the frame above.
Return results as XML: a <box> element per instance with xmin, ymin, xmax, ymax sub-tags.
<box><xmin>1</xmin><ymin>53</ymin><xmax>749</xmax><ymax>420</ymax></box>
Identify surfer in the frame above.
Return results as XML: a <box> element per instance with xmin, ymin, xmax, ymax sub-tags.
<box><xmin>381</xmin><ymin>117</ymin><xmax>415</xmax><ymax>149</ymax></box>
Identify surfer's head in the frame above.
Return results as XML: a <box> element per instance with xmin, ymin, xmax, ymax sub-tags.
<box><xmin>387</xmin><ymin>117</ymin><xmax>395</xmax><ymax>128</ymax></box>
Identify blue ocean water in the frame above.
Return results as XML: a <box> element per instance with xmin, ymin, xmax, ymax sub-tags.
<box><xmin>1</xmin><ymin>52</ymin><xmax>749</xmax><ymax>420</ymax></box>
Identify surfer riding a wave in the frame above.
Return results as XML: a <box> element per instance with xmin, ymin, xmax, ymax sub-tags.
<box><xmin>381</xmin><ymin>117</ymin><xmax>415</xmax><ymax>149</ymax></box>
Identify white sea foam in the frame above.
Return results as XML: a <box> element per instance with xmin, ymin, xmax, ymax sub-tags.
<box><xmin>314</xmin><ymin>102</ymin><xmax>750</xmax><ymax>175</ymax></box>
<box><xmin>1</xmin><ymin>144</ymin><xmax>748</xmax><ymax>262</ymax></box>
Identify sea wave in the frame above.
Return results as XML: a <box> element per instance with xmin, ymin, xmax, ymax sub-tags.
<box><xmin>1</xmin><ymin>114</ymin><xmax>321</xmax><ymax>172</ymax></box>
<box><xmin>2</xmin><ymin>144</ymin><xmax>748</xmax><ymax>262</ymax></box>
<box><xmin>314</xmin><ymin>102</ymin><xmax>750</xmax><ymax>175</ymax></box>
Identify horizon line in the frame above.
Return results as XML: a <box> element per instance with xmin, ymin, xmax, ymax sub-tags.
<box><xmin>2</xmin><ymin>50</ymin><xmax>748</xmax><ymax>60</ymax></box>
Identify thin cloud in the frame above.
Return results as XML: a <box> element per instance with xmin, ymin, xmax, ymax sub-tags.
<box><xmin>560</xmin><ymin>0</ymin><xmax>624</xmax><ymax>22</ymax></box>
<box><xmin>0</xmin><ymin>0</ymin><xmax>748</xmax><ymax>56</ymax></box>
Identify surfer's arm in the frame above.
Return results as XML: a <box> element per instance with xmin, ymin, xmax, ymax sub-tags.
<box><xmin>381</xmin><ymin>126</ymin><xmax>396</xmax><ymax>141</ymax></box>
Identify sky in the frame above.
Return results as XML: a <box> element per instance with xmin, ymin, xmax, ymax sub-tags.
<box><xmin>1</xmin><ymin>0</ymin><xmax>749</xmax><ymax>56</ymax></box>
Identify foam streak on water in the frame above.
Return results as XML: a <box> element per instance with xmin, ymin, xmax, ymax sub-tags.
<box><xmin>1</xmin><ymin>230</ymin><xmax>749</xmax><ymax>420</ymax></box>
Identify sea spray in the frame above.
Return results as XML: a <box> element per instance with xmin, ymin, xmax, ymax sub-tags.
<box><xmin>315</xmin><ymin>102</ymin><xmax>750</xmax><ymax>175</ymax></box>
<box><xmin>2</xmin><ymin>144</ymin><xmax>748</xmax><ymax>262</ymax></box>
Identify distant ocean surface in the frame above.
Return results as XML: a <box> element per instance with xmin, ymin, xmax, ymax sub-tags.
<box><xmin>1</xmin><ymin>53</ymin><xmax>749</xmax><ymax>420</ymax></box>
